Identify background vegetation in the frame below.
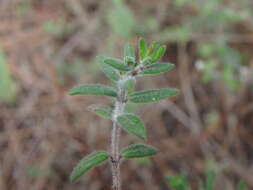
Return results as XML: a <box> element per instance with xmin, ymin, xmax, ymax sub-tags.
<box><xmin>0</xmin><ymin>0</ymin><xmax>253</xmax><ymax>189</ymax></box>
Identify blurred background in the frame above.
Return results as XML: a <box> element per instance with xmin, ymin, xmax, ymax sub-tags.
<box><xmin>0</xmin><ymin>0</ymin><xmax>253</xmax><ymax>189</ymax></box>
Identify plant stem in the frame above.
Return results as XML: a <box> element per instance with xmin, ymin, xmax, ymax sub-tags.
<box><xmin>111</xmin><ymin>91</ymin><xmax>125</xmax><ymax>190</ymax></box>
<box><xmin>111</xmin><ymin>120</ymin><xmax>121</xmax><ymax>190</ymax></box>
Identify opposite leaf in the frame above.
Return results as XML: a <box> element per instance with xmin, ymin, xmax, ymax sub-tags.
<box><xmin>141</xmin><ymin>63</ymin><xmax>175</xmax><ymax>75</ymax></box>
<box><xmin>121</xmin><ymin>144</ymin><xmax>157</xmax><ymax>158</ymax></box>
<box><xmin>103</xmin><ymin>57</ymin><xmax>130</xmax><ymax>72</ymax></box>
<box><xmin>69</xmin><ymin>84</ymin><xmax>117</xmax><ymax>97</ymax></box>
<box><xmin>117</xmin><ymin>113</ymin><xmax>146</xmax><ymax>140</ymax></box>
<box><xmin>129</xmin><ymin>88</ymin><xmax>180</xmax><ymax>103</ymax></box>
<box><xmin>70</xmin><ymin>151</ymin><xmax>109</xmax><ymax>183</ymax></box>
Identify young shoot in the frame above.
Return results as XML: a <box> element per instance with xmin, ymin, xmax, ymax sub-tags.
<box><xmin>68</xmin><ymin>38</ymin><xmax>179</xmax><ymax>190</ymax></box>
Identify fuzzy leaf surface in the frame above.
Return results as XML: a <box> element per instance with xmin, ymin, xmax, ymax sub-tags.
<box><xmin>121</xmin><ymin>144</ymin><xmax>157</xmax><ymax>158</ymax></box>
<box><xmin>103</xmin><ymin>57</ymin><xmax>130</xmax><ymax>72</ymax></box>
<box><xmin>117</xmin><ymin>113</ymin><xmax>146</xmax><ymax>140</ymax></box>
<box><xmin>130</xmin><ymin>88</ymin><xmax>179</xmax><ymax>103</ymax></box>
<box><xmin>69</xmin><ymin>84</ymin><xmax>117</xmax><ymax>97</ymax></box>
<box><xmin>70</xmin><ymin>151</ymin><xmax>109</xmax><ymax>183</ymax></box>
<box><xmin>141</xmin><ymin>63</ymin><xmax>175</xmax><ymax>75</ymax></box>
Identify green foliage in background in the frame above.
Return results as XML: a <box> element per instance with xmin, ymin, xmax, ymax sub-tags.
<box><xmin>0</xmin><ymin>49</ymin><xmax>17</xmax><ymax>103</ymax></box>
<box><xmin>166</xmin><ymin>170</ymin><xmax>248</xmax><ymax>190</ymax></box>
<box><xmin>154</xmin><ymin>0</ymin><xmax>252</xmax><ymax>91</ymax></box>
<box><xmin>107</xmin><ymin>0</ymin><xmax>135</xmax><ymax>38</ymax></box>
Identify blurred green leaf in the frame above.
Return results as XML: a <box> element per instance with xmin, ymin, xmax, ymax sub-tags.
<box><xmin>0</xmin><ymin>49</ymin><xmax>17</xmax><ymax>103</ymax></box>
<box><xmin>88</xmin><ymin>105</ymin><xmax>113</xmax><ymax>119</ymax></box>
<box><xmin>70</xmin><ymin>151</ymin><xmax>109</xmax><ymax>183</ymax></box>
<box><xmin>129</xmin><ymin>88</ymin><xmax>180</xmax><ymax>103</ymax></box>
<box><xmin>166</xmin><ymin>175</ymin><xmax>190</xmax><ymax>190</ymax></box>
<box><xmin>121</xmin><ymin>144</ymin><xmax>157</xmax><ymax>158</ymax></box>
<box><xmin>43</xmin><ymin>19</ymin><xmax>66</xmax><ymax>37</ymax></box>
<box><xmin>117</xmin><ymin>113</ymin><xmax>146</xmax><ymax>140</ymax></box>
<box><xmin>237</xmin><ymin>180</ymin><xmax>248</xmax><ymax>190</ymax></box>
<box><xmin>69</xmin><ymin>84</ymin><xmax>117</xmax><ymax>97</ymax></box>
<box><xmin>141</xmin><ymin>63</ymin><xmax>175</xmax><ymax>75</ymax></box>
<box><xmin>107</xmin><ymin>1</ymin><xmax>135</xmax><ymax>38</ymax></box>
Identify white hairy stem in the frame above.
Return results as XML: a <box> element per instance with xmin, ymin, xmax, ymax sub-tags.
<box><xmin>111</xmin><ymin>78</ymin><xmax>127</xmax><ymax>190</ymax></box>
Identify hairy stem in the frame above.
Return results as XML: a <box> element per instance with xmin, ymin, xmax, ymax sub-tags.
<box><xmin>111</xmin><ymin>95</ymin><xmax>125</xmax><ymax>190</ymax></box>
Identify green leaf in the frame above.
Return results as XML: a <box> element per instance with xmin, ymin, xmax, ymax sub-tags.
<box><xmin>237</xmin><ymin>180</ymin><xmax>248</xmax><ymax>190</ymax></box>
<box><xmin>69</xmin><ymin>84</ymin><xmax>117</xmax><ymax>97</ymax></box>
<box><xmin>124</xmin><ymin>43</ymin><xmax>135</xmax><ymax>65</ymax></box>
<box><xmin>102</xmin><ymin>64</ymin><xmax>120</xmax><ymax>82</ymax></box>
<box><xmin>129</xmin><ymin>88</ymin><xmax>180</xmax><ymax>103</ymax></box>
<box><xmin>117</xmin><ymin>113</ymin><xmax>146</xmax><ymax>140</ymax></box>
<box><xmin>0</xmin><ymin>49</ymin><xmax>17</xmax><ymax>103</ymax></box>
<box><xmin>150</xmin><ymin>45</ymin><xmax>166</xmax><ymax>63</ymax></box>
<box><xmin>121</xmin><ymin>144</ymin><xmax>157</xmax><ymax>158</ymax></box>
<box><xmin>70</xmin><ymin>151</ymin><xmax>109</xmax><ymax>183</ymax></box>
<box><xmin>147</xmin><ymin>42</ymin><xmax>160</xmax><ymax>56</ymax></box>
<box><xmin>166</xmin><ymin>176</ymin><xmax>190</xmax><ymax>190</ymax></box>
<box><xmin>103</xmin><ymin>57</ymin><xmax>130</xmax><ymax>72</ymax></box>
<box><xmin>97</xmin><ymin>56</ymin><xmax>120</xmax><ymax>81</ymax></box>
<box><xmin>139</xmin><ymin>38</ymin><xmax>148</xmax><ymax>60</ymax></box>
<box><xmin>88</xmin><ymin>105</ymin><xmax>113</xmax><ymax>119</ymax></box>
<box><xmin>141</xmin><ymin>63</ymin><xmax>175</xmax><ymax>75</ymax></box>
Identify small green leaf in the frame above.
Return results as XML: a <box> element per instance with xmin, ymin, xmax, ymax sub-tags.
<box><xmin>166</xmin><ymin>176</ymin><xmax>190</xmax><ymax>190</ymax></box>
<box><xmin>103</xmin><ymin>57</ymin><xmax>130</xmax><ymax>72</ymax></box>
<box><xmin>117</xmin><ymin>113</ymin><xmax>146</xmax><ymax>140</ymax></box>
<box><xmin>130</xmin><ymin>88</ymin><xmax>180</xmax><ymax>103</ymax></box>
<box><xmin>70</xmin><ymin>151</ymin><xmax>109</xmax><ymax>183</ymax></box>
<box><xmin>102</xmin><ymin>64</ymin><xmax>120</xmax><ymax>81</ymax></box>
<box><xmin>69</xmin><ymin>84</ymin><xmax>117</xmax><ymax>97</ymax></box>
<box><xmin>124</xmin><ymin>43</ymin><xmax>135</xmax><ymax>65</ymax></box>
<box><xmin>141</xmin><ymin>63</ymin><xmax>175</xmax><ymax>75</ymax></box>
<box><xmin>237</xmin><ymin>180</ymin><xmax>248</xmax><ymax>190</ymax></box>
<box><xmin>88</xmin><ymin>105</ymin><xmax>113</xmax><ymax>119</ymax></box>
<box><xmin>121</xmin><ymin>144</ymin><xmax>157</xmax><ymax>158</ymax></box>
<box><xmin>97</xmin><ymin>56</ymin><xmax>120</xmax><ymax>81</ymax></box>
<box><xmin>139</xmin><ymin>38</ymin><xmax>148</xmax><ymax>60</ymax></box>
<box><xmin>151</xmin><ymin>45</ymin><xmax>166</xmax><ymax>63</ymax></box>
<box><xmin>147</xmin><ymin>42</ymin><xmax>160</xmax><ymax>56</ymax></box>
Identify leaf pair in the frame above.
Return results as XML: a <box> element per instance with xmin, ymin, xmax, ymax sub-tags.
<box><xmin>70</xmin><ymin>144</ymin><xmax>157</xmax><ymax>183</ymax></box>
